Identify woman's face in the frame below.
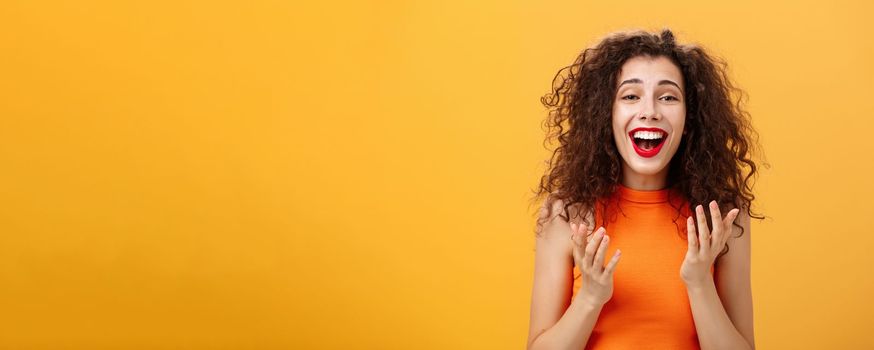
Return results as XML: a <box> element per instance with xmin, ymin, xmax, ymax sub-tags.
<box><xmin>611</xmin><ymin>55</ymin><xmax>686</xmax><ymax>189</ymax></box>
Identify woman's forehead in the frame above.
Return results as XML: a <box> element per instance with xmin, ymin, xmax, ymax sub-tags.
<box><xmin>617</xmin><ymin>56</ymin><xmax>683</xmax><ymax>85</ymax></box>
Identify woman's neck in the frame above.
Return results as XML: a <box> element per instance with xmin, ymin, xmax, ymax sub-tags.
<box><xmin>620</xmin><ymin>165</ymin><xmax>669</xmax><ymax>190</ymax></box>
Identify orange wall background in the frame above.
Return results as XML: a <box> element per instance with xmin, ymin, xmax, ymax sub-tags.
<box><xmin>1</xmin><ymin>0</ymin><xmax>872</xmax><ymax>348</ymax></box>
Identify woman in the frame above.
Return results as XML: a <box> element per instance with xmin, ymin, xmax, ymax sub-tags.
<box><xmin>526</xmin><ymin>28</ymin><xmax>765</xmax><ymax>349</ymax></box>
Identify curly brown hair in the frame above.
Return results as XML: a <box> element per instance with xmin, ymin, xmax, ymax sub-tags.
<box><xmin>530</xmin><ymin>28</ymin><xmax>767</xmax><ymax>258</ymax></box>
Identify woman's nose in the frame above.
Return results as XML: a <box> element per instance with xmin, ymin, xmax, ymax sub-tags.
<box><xmin>638</xmin><ymin>99</ymin><xmax>659</xmax><ymax>120</ymax></box>
<box><xmin>639</xmin><ymin>112</ymin><xmax>659</xmax><ymax>120</ymax></box>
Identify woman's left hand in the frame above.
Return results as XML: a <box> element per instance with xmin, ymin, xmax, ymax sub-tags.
<box><xmin>680</xmin><ymin>200</ymin><xmax>740</xmax><ymax>287</ymax></box>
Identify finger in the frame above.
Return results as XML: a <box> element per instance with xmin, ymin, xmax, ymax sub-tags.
<box><xmin>709</xmin><ymin>201</ymin><xmax>723</xmax><ymax>232</ymax></box>
<box><xmin>709</xmin><ymin>201</ymin><xmax>723</xmax><ymax>252</ymax></box>
<box><xmin>686</xmin><ymin>216</ymin><xmax>697</xmax><ymax>251</ymax></box>
<box><xmin>572</xmin><ymin>238</ymin><xmax>582</xmax><ymax>268</ymax></box>
<box><xmin>584</xmin><ymin>227</ymin><xmax>605</xmax><ymax>268</ymax></box>
<box><xmin>577</xmin><ymin>222</ymin><xmax>589</xmax><ymax>247</ymax></box>
<box><xmin>578</xmin><ymin>221</ymin><xmax>589</xmax><ymax>233</ymax></box>
<box><xmin>571</xmin><ymin>225</ymin><xmax>585</xmax><ymax>268</ymax></box>
<box><xmin>571</xmin><ymin>224</ymin><xmax>586</xmax><ymax>256</ymax></box>
<box><xmin>603</xmin><ymin>249</ymin><xmax>622</xmax><ymax>275</ymax></box>
<box><xmin>695</xmin><ymin>204</ymin><xmax>710</xmax><ymax>251</ymax></box>
<box><xmin>577</xmin><ymin>224</ymin><xmax>589</xmax><ymax>250</ymax></box>
<box><xmin>570</xmin><ymin>225</ymin><xmax>579</xmax><ymax>246</ymax></box>
<box><xmin>572</xmin><ymin>223</ymin><xmax>587</xmax><ymax>250</ymax></box>
<box><xmin>592</xmin><ymin>234</ymin><xmax>610</xmax><ymax>274</ymax></box>
<box><xmin>722</xmin><ymin>209</ymin><xmax>740</xmax><ymax>230</ymax></box>
<box><xmin>720</xmin><ymin>209</ymin><xmax>740</xmax><ymax>246</ymax></box>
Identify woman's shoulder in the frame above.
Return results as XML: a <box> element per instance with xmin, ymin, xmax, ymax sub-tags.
<box><xmin>539</xmin><ymin>195</ymin><xmax>595</xmax><ymax>234</ymax></box>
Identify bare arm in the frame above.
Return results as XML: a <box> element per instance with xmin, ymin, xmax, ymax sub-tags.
<box><xmin>686</xmin><ymin>204</ymin><xmax>755</xmax><ymax>350</ymax></box>
<box><xmin>526</xmin><ymin>199</ymin><xmax>605</xmax><ymax>350</ymax></box>
<box><xmin>529</xmin><ymin>296</ymin><xmax>604</xmax><ymax>350</ymax></box>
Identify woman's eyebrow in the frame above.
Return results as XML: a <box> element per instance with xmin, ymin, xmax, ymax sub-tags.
<box><xmin>618</xmin><ymin>78</ymin><xmax>683</xmax><ymax>92</ymax></box>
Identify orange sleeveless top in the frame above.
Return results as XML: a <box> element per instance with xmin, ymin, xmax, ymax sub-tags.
<box><xmin>572</xmin><ymin>183</ymin><xmax>712</xmax><ymax>349</ymax></box>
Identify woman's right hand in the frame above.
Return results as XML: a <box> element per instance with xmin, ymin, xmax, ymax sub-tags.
<box><xmin>571</xmin><ymin>222</ymin><xmax>621</xmax><ymax>307</ymax></box>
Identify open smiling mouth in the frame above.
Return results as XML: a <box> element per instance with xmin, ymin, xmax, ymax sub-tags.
<box><xmin>628</xmin><ymin>129</ymin><xmax>667</xmax><ymax>158</ymax></box>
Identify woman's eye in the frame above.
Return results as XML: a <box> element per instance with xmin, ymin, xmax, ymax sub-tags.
<box><xmin>621</xmin><ymin>95</ymin><xmax>638</xmax><ymax>100</ymax></box>
<box><xmin>661</xmin><ymin>96</ymin><xmax>679</xmax><ymax>101</ymax></box>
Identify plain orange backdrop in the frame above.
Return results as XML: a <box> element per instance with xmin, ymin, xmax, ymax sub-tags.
<box><xmin>0</xmin><ymin>0</ymin><xmax>872</xmax><ymax>348</ymax></box>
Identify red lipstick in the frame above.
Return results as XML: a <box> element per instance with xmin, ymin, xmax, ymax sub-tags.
<box><xmin>628</xmin><ymin>127</ymin><xmax>668</xmax><ymax>158</ymax></box>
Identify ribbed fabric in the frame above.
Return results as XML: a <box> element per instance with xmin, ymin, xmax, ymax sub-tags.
<box><xmin>572</xmin><ymin>183</ymin><xmax>711</xmax><ymax>349</ymax></box>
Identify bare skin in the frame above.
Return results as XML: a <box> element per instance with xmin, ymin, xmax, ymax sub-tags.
<box><xmin>527</xmin><ymin>55</ymin><xmax>755</xmax><ymax>349</ymax></box>
<box><xmin>526</xmin><ymin>201</ymin><xmax>608</xmax><ymax>350</ymax></box>
<box><xmin>684</xmin><ymin>202</ymin><xmax>755</xmax><ymax>349</ymax></box>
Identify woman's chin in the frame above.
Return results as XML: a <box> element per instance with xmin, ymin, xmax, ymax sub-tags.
<box><xmin>623</xmin><ymin>158</ymin><xmax>668</xmax><ymax>176</ymax></box>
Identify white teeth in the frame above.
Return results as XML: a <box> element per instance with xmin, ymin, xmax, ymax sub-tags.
<box><xmin>633</xmin><ymin>131</ymin><xmax>665</xmax><ymax>139</ymax></box>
